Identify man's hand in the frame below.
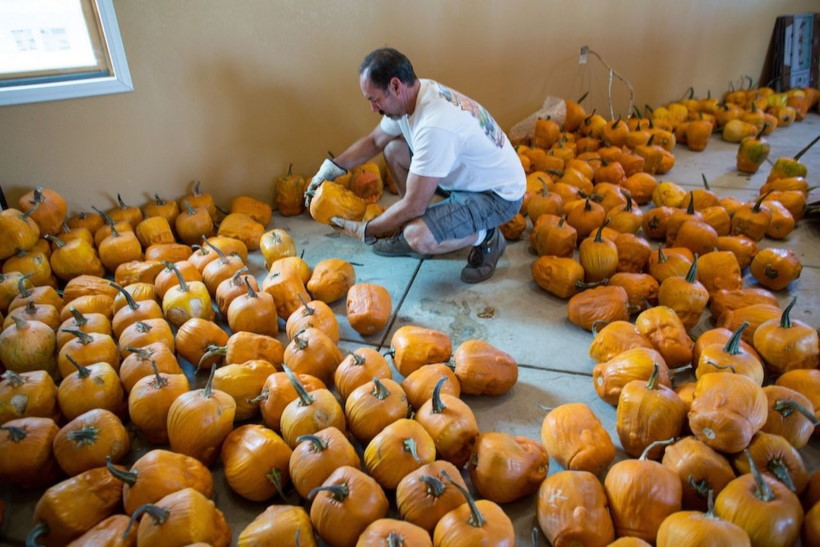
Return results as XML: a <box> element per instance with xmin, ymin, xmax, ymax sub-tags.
<box><xmin>330</xmin><ymin>217</ymin><xmax>376</xmax><ymax>244</ymax></box>
<box><xmin>305</xmin><ymin>159</ymin><xmax>347</xmax><ymax>207</ymax></box>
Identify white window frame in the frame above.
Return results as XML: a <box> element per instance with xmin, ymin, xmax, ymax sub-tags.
<box><xmin>0</xmin><ymin>0</ymin><xmax>132</xmax><ymax>106</ymax></box>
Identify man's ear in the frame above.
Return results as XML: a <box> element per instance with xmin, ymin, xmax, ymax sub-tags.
<box><xmin>389</xmin><ymin>77</ymin><xmax>402</xmax><ymax>94</ymax></box>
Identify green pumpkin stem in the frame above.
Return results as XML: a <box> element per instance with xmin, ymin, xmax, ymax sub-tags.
<box><xmin>307</xmin><ymin>482</ymin><xmax>349</xmax><ymax>502</ymax></box>
<box><xmin>282</xmin><ymin>364</ymin><xmax>314</xmax><ymax>407</ymax></box>
<box><xmin>685</xmin><ymin>254</ymin><xmax>699</xmax><ymax>283</ymax></box>
<box><xmin>266</xmin><ymin>467</ymin><xmax>288</xmax><ymax>501</ymax></box>
<box><xmin>645</xmin><ymin>362</ymin><xmax>661</xmax><ymax>390</ymax></box>
<box><xmin>403</xmin><ymin>437</ymin><xmax>421</xmax><ymax>463</ymax></box>
<box><xmin>419</xmin><ymin>474</ymin><xmax>446</xmax><ymax>497</ymax></box>
<box><xmin>123</xmin><ymin>504</ymin><xmax>170</xmax><ymax>538</ymax></box>
<box><xmin>106</xmin><ymin>455</ymin><xmax>138</xmax><ymax>486</ymax></box>
<box><xmin>66</xmin><ymin>426</ymin><xmax>100</xmax><ymax>445</ymax></box>
<box><xmin>779</xmin><ymin>297</ymin><xmax>796</xmax><ymax>328</ymax></box>
<box><xmin>744</xmin><ymin>448</ymin><xmax>775</xmax><ymax>502</ymax></box>
<box><xmin>431</xmin><ymin>376</ymin><xmax>448</xmax><ymax>414</ymax></box>
<box><xmin>25</xmin><ymin>522</ymin><xmax>49</xmax><ymax>547</ymax></box>
<box><xmin>722</xmin><ymin>321</ymin><xmax>749</xmax><ymax>356</ymax></box>
<box><xmin>296</xmin><ymin>433</ymin><xmax>328</xmax><ymax>452</ymax></box>
<box><xmin>767</xmin><ymin>458</ymin><xmax>796</xmax><ymax>492</ymax></box>
<box><xmin>773</xmin><ymin>399</ymin><xmax>819</xmax><ymax>424</ymax></box>
<box><xmin>440</xmin><ymin>470</ymin><xmax>486</xmax><ymax>528</ymax></box>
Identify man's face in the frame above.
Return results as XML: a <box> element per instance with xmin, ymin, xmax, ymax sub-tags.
<box><xmin>360</xmin><ymin>73</ymin><xmax>402</xmax><ymax>120</ymax></box>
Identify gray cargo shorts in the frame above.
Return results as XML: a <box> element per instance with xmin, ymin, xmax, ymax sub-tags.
<box><xmin>422</xmin><ymin>189</ymin><xmax>522</xmax><ymax>243</ymax></box>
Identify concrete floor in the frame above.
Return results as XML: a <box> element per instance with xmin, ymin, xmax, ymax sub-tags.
<box><xmin>2</xmin><ymin>114</ymin><xmax>819</xmax><ymax>545</ymax></box>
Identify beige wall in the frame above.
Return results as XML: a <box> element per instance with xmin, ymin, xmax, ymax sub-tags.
<box><xmin>0</xmin><ymin>0</ymin><xmax>816</xmax><ymax>213</ymax></box>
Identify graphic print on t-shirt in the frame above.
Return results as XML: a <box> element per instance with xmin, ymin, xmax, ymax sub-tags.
<box><xmin>435</xmin><ymin>83</ymin><xmax>505</xmax><ymax>148</ymax></box>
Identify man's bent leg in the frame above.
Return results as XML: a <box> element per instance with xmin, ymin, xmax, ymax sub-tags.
<box><xmin>383</xmin><ymin>138</ymin><xmax>411</xmax><ymax>197</ymax></box>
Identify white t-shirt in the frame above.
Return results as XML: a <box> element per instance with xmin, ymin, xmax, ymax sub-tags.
<box><xmin>380</xmin><ymin>79</ymin><xmax>525</xmax><ymax>201</ymax></box>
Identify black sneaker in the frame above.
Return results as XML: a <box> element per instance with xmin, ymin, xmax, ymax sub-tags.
<box><xmin>461</xmin><ymin>228</ymin><xmax>506</xmax><ymax>283</ymax></box>
<box><xmin>372</xmin><ymin>232</ymin><xmax>431</xmax><ymax>259</ymax></box>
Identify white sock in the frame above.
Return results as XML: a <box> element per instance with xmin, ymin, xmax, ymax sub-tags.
<box><xmin>475</xmin><ymin>229</ymin><xmax>487</xmax><ymax>245</ymax></box>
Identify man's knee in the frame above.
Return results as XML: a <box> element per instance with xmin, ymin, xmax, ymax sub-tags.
<box><xmin>384</xmin><ymin>138</ymin><xmax>411</xmax><ymax>169</ymax></box>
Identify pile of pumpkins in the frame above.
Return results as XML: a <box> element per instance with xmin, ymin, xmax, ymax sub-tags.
<box><xmin>508</xmin><ymin>84</ymin><xmax>819</xmax><ymax>545</ymax></box>
<box><xmin>0</xmin><ymin>178</ymin><xmax>529</xmax><ymax>545</ymax></box>
<box><xmin>0</xmin><ymin>82</ymin><xmax>818</xmax><ymax>545</ymax></box>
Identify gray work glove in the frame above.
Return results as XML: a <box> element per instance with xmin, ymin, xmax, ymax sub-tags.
<box><xmin>331</xmin><ymin>217</ymin><xmax>376</xmax><ymax>244</ymax></box>
<box><xmin>305</xmin><ymin>158</ymin><xmax>347</xmax><ymax>207</ymax></box>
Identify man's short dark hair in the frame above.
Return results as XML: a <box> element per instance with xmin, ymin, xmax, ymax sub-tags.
<box><xmin>359</xmin><ymin>48</ymin><xmax>417</xmax><ymax>90</ymax></box>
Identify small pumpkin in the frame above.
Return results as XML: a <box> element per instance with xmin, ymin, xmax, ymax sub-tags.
<box><xmin>387</xmin><ymin>325</ymin><xmax>452</xmax><ymax>377</ymax></box>
<box><xmin>452</xmin><ymin>339</ymin><xmax>518</xmax><ymax>395</ymax></box>
<box><xmin>309</xmin><ymin>181</ymin><xmax>367</xmax><ymax>224</ymax></box>
<box><xmin>415</xmin><ymin>377</ymin><xmax>479</xmax><ymax>468</ymax></box>
<box><xmin>467</xmin><ymin>431</ymin><xmax>548</xmax><ymax>503</ymax></box>
<box><xmin>0</xmin><ymin>416</ymin><xmax>61</xmax><ymax>488</ymax></box>
<box><xmin>688</xmin><ymin>373</ymin><xmax>768</xmax><ymax>453</ymax></box>
<box><xmin>661</xmin><ymin>436</ymin><xmax>736</xmax><ymax>511</ymax></box>
<box><xmin>220</xmin><ymin>424</ymin><xmax>292</xmax><ymax>501</ymax></box>
<box><xmin>540</xmin><ymin>402</ymin><xmax>615</xmax><ymax>475</ymax></box>
<box><xmin>432</xmin><ymin>470</ymin><xmax>515</xmax><ymax>547</ymax></box>
<box><xmin>537</xmin><ymin>470</ymin><xmax>615</xmax><ymax>546</ymax></box>
<box><xmin>52</xmin><ymin>408</ymin><xmax>130</xmax><ymax>476</ymax></box>
<box><xmin>750</xmin><ymin>247</ymin><xmax>802</xmax><ymax>291</ymax></box>
<box><xmin>288</xmin><ymin>426</ymin><xmax>361</xmax><ymax>500</ymax></box>
<box><xmin>237</xmin><ymin>505</ymin><xmax>316</xmax><ymax>547</ymax></box>
<box><xmin>714</xmin><ymin>449</ymin><xmax>804</xmax><ymax>547</ymax></box>
<box><xmin>604</xmin><ymin>439</ymin><xmax>683</xmax><ymax>542</ymax></box>
<box><xmin>306</xmin><ymin>257</ymin><xmax>356</xmax><ymax>304</ymax></box>
<box><xmin>308</xmin><ymin>465</ymin><xmax>389</xmax><ymax>547</ymax></box>
<box><xmin>346</xmin><ymin>283</ymin><xmax>392</xmax><ymax>336</ymax></box>
<box><xmin>364</xmin><ymin>418</ymin><xmax>436</xmax><ymax>490</ymax></box>
<box><xmin>395</xmin><ymin>460</ymin><xmax>469</xmax><ymax>533</ymax></box>
<box><xmin>166</xmin><ymin>364</ymin><xmax>236</xmax><ymax>466</ymax></box>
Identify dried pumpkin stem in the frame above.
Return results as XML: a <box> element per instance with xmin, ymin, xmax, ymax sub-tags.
<box><xmin>149</xmin><ymin>359</ymin><xmax>167</xmax><ymax>388</ymax></box>
<box><xmin>371</xmin><ymin>378</ymin><xmax>391</xmax><ymax>401</ymax></box>
<box><xmin>68</xmin><ymin>307</ymin><xmax>88</xmax><ymax>326</ymax></box>
<box><xmin>65</xmin><ymin>354</ymin><xmax>91</xmax><ymax>378</ymax></box>
<box><xmin>110</xmin><ymin>281</ymin><xmax>139</xmax><ymax>311</ymax></box>
<box><xmin>639</xmin><ymin>437</ymin><xmax>676</xmax><ymax>461</ymax></box>
<box><xmin>0</xmin><ymin>425</ymin><xmax>28</xmax><ymax>442</ymax></box>
<box><xmin>1</xmin><ymin>370</ymin><xmax>25</xmax><ymax>387</ymax></box>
